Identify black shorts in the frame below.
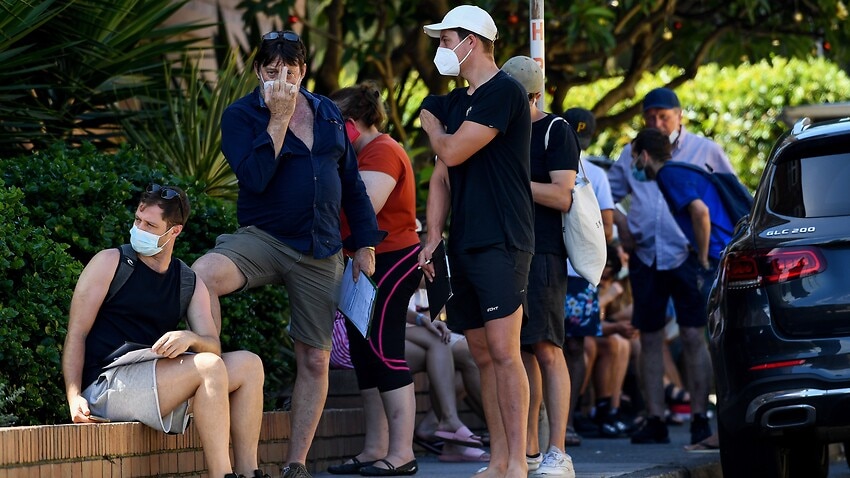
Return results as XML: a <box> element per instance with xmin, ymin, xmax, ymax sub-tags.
<box><xmin>630</xmin><ymin>253</ymin><xmax>707</xmax><ymax>333</ymax></box>
<box><xmin>446</xmin><ymin>243</ymin><xmax>532</xmax><ymax>333</ymax></box>
<box><xmin>521</xmin><ymin>253</ymin><xmax>567</xmax><ymax>347</ymax></box>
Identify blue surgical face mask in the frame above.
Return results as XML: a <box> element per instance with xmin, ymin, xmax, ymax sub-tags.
<box><xmin>129</xmin><ymin>224</ymin><xmax>174</xmax><ymax>257</ymax></box>
<box><xmin>631</xmin><ymin>153</ymin><xmax>650</xmax><ymax>182</ymax></box>
<box><xmin>631</xmin><ymin>164</ymin><xmax>649</xmax><ymax>182</ymax></box>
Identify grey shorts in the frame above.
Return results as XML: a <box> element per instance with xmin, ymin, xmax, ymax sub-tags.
<box><xmin>82</xmin><ymin>360</ymin><xmax>190</xmax><ymax>434</ymax></box>
<box><xmin>211</xmin><ymin>226</ymin><xmax>344</xmax><ymax>350</ymax></box>
<box><xmin>521</xmin><ymin>253</ymin><xmax>567</xmax><ymax>348</ymax></box>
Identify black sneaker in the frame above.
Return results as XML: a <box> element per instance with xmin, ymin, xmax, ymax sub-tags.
<box><xmin>690</xmin><ymin>413</ymin><xmax>713</xmax><ymax>445</ymax></box>
<box><xmin>597</xmin><ymin>413</ymin><xmax>628</xmax><ymax>438</ymax></box>
<box><xmin>281</xmin><ymin>463</ymin><xmax>312</xmax><ymax>478</ymax></box>
<box><xmin>613</xmin><ymin>410</ymin><xmax>639</xmax><ymax>435</ymax></box>
<box><xmin>630</xmin><ymin>416</ymin><xmax>670</xmax><ymax>444</ymax></box>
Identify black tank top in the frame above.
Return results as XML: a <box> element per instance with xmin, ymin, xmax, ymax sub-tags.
<box><xmin>81</xmin><ymin>256</ymin><xmax>182</xmax><ymax>389</ymax></box>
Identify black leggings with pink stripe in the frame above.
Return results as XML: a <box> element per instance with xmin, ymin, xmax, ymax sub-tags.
<box><xmin>346</xmin><ymin>243</ymin><xmax>422</xmax><ymax>392</ymax></box>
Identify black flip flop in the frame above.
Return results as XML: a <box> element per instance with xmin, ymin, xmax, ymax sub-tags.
<box><xmin>413</xmin><ymin>436</ymin><xmax>444</xmax><ymax>455</ymax></box>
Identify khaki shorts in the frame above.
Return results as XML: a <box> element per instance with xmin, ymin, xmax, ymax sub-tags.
<box><xmin>211</xmin><ymin>226</ymin><xmax>344</xmax><ymax>349</ymax></box>
<box><xmin>82</xmin><ymin>360</ymin><xmax>190</xmax><ymax>434</ymax></box>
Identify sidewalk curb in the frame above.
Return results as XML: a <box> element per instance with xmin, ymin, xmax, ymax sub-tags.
<box><xmin>621</xmin><ymin>461</ymin><xmax>721</xmax><ymax>478</ymax></box>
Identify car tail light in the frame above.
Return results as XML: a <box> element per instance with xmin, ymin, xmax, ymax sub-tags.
<box><xmin>749</xmin><ymin>359</ymin><xmax>806</xmax><ymax>371</ymax></box>
<box><xmin>724</xmin><ymin>247</ymin><xmax>826</xmax><ymax>289</ymax></box>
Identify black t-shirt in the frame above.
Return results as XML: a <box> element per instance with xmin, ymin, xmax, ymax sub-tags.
<box><xmin>531</xmin><ymin>115</ymin><xmax>580</xmax><ymax>255</ymax></box>
<box><xmin>421</xmin><ymin>71</ymin><xmax>534</xmax><ymax>253</ymax></box>
<box><xmin>81</xmin><ymin>256</ymin><xmax>183</xmax><ymax>389</ymax></box>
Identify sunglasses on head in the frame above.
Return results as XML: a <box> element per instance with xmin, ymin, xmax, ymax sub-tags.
<box><xmin>146</xmin><ymin>183</ymin><xmax>185</xmax><ymax>223</ymax></box>
<box><xmin>262</xmin><ymin>31</ymin><xmax>300</xmax><ymax>42</ymax></box>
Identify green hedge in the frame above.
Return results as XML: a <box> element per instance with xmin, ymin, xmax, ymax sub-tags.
<box><xmin>0</xmin><ymin>144</ymin><xmax>293</xmax><ymax>425</ymax></box>
<box><xmin>0</xmin><ymin>183</ymin><xmax>81</xmax><ymax>425</ymax></box>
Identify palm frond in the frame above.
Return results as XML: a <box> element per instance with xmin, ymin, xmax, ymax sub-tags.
<box><xmin>123</xmin><ymin>49</ymin><xmax>256</xmax><ymax>200</ymax></box>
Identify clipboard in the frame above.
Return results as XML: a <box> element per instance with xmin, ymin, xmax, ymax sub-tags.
<box><xmin>337</xmin><ymin>259</ymin><xmax>378</xmax><ymax>338</ymax></box>
<box><xmin>425</xmin><ymin>240</ymin><xmax>453</xmax><ymax>316</ymax></box>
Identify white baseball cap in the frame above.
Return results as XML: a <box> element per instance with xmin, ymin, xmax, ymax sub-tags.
<box><xmin>423</xmin><ymin>5</ymin><xmax>498</xmax><ymax>42</ymax></box>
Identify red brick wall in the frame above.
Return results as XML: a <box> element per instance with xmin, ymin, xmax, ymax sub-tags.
<box><xmin>0</xmin><ymin>370</ymin><xmax>484</xmax><ymax>477</ymax></box>
<box><xmin>0</xmin><ymin>409</ymin><xmax>363</xmax><ymax>478</ymax></box>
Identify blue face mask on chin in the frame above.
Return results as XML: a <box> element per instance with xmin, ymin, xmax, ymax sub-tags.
<box><xmin>631</xmin><ymin>163</ymin><xmax>649</xmax><ymax>182</ymax></box>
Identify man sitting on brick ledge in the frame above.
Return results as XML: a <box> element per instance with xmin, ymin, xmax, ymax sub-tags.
<box><xmin>62</xmin><ymin>184</ymin><xmax>268</xmax><ymax>478</ymax></box>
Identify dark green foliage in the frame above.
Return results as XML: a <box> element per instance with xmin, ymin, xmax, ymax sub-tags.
<box><xmin>220</xmin><ymin>286</ymin><xmax>295</xmax><ymax>409</ymax></box>
<box><xmin>0</xmin><ymin>144</ymin><xmax>293</xmax><ymax>424</ymax></box>
<box><xmin>0</xmin><ymin>183</ymin><xmax>81</xmax><ymax>425</ymax></box>
<box><xmin>0</xmin><ymin>382</ymin><xmax>24</xmax><ymax>426</ymax></box>
<box><xmin>2</xmin><ymin>143</ymin><xmax>159</xmax><ymax>262</ymax></box>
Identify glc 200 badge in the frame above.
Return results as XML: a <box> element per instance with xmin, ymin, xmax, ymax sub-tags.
<box><xmin>765</xmin><ymin>227</ymin><xmax>816</xmax><ymax>236</ymax></box>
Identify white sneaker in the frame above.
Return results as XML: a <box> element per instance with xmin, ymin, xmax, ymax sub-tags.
<box><xmin>526</xmin><ymin>452</ymin><xmax>543</xmax><ymax>471</ymax></box>
<box><xmin>529</xmin><ymin>446</ymin><xmax>575</xmax><ymax>477</ymax></box>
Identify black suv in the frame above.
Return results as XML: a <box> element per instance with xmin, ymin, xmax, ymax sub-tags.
<box><xmin>708</xmin><ymin>116</ymin><xmax>850</xmax><ymax>478</ymax></box>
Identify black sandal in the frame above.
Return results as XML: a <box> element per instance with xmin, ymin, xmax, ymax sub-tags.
<box><xmin>327</xmin><ymin>456</ymin><xmax>376</xmax><ymax>475</ymax></box>
<box><xmin>412</xmin><ymin>436</ymin><xmax>444</xmax><ymax>455</ymax></box>
<box><xmin>359</xmin><ymin>459</ymin><xmax>418</xmax><ymax>476</ymax></box>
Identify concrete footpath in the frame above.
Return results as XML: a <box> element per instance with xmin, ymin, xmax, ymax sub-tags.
<box><xmin>315</xmin><ymin>417</ymin><xmax>722</xmax><ymax>478</ymax></box>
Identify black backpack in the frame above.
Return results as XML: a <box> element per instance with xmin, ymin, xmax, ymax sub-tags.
<box><xmin>105</xmin><ymin>244</ymin><xmax>196</xmax><ymax>320</ymax></box>
<box><xmin>662</xmin><ymin>162</ymin><xmax>754</xmax><ymax>234</ymax></box>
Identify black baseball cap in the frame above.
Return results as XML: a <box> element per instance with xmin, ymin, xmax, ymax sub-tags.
<box><xmin>563</xmin><ymin>107</ymin><xmax>596</xmax><ymax>150</ymax></box>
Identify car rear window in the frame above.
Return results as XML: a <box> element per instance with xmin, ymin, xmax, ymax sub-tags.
<box><xmin>769</xmin><ymin>152</ymin><xmax>850</xmax><ymax>217</ymax></box>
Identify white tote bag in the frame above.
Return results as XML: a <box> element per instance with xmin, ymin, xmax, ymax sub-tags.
<box><xmin>545</xmin><ymin>117</ymin><xmax>606</xmax><ymax>286</ymax></box>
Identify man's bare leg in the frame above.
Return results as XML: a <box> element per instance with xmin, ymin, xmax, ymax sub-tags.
<box><xmin>679</xmin><ymin>326</ymin><xmax>711</xmax><ymax>416</ymax></box>
<box><xmin>534</xmin><ymin>341</ymin><xmax>570</xmax><ymax>452</ymax></box>
<box><xmin>638</xmin><ymin>329</ymin><xmax>666</xmax><ymax>418</ymax></box>
<box><xmin>287</xmin><ymin>341</ymin><xmax>331</xmax><ymax>465</ymax></box>
<box><xmin>465</xmin><ymin>327</ymin><xmax>507</xmax><ymax>478</ymax></box>
<box><xmin>486</xmin><ymin>307</ymin><xmax>530</xmax><ymax>478</ymax></box>
<box><xmin>191</xmin><ymin>252</ymin><xmax>246</xmax><ymax>335</ymax></box>
<box><xmin>157</xmin><ymin>353</ymin><xmax>232</xmax><ymax>477</ymax></box>
<box><xmin>523</xmin><ymin>352</ymin><xmax>543</xmax><ymax>457</ymax></box>
<box><xmin>223</xmin><ymin>351</ymin><xmax>266</xmax><ymax>476</ymax></box>
<box><xmin>563</xmin><ymin>337</ymin><xmax>586</xmax><ymax>433</ymax></box>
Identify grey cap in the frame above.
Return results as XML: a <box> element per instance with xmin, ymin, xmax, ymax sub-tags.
<box><xmin>501</xmin><ymin>56</ymin><xmax>544</xmax><ymax>95</ymax></box>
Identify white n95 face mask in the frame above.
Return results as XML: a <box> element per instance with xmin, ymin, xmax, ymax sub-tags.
<box><xmin>433</xmin><ymin>36</ymin><xmax>473</xmax><ymax>76</ymax></box>
<box><xmin>129</xmin><ymin>225</ymin><xmax>174</xmax><ymax>257</ymax></box>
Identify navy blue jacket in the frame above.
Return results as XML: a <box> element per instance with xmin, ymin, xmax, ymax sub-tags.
<box><xmin>221</xmin><ymin>87</ymin><xmax>383</xmax><ymax>258</ymax></box>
